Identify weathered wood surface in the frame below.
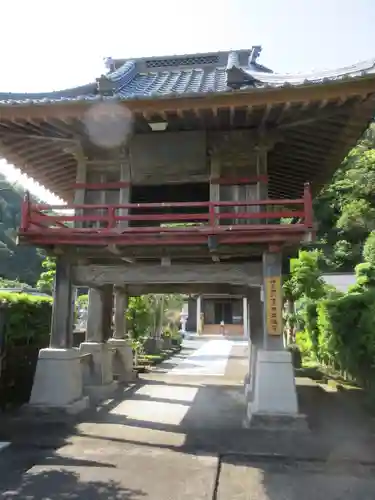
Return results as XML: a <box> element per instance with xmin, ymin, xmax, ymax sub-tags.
<box><xmin>125</xmin><ymin>283</ymin><xmax>258</xmax><ymax>295</ymax></box>
<box><xmin>129</xmin><ymin>131</ymin><xmax>208</xmax><ymax>184</ymax></box>
<box><xmin>72</xmin><ymin>262</ymin><xmax>262</xmax><ymax>287</ymax></box>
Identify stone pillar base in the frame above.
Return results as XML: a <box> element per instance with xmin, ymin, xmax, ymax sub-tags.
<box><xmin>80</xmin><ymin>342</ymin><xmax>117</xmax><ymax>401</ymax></box>
<box><xmin>107</xmin><ymin>338</ymin><xmax>137</xmax><ymax>383</ymax></box>
<box><xmin>144</xmin><ymin>337</ymin><xmax>163</xmax><ymax>354</ymax></box>
<box><xmin>245</xmin><ymin>350</ymin><xmax>305</xmax><ymax>429</ymax></box>
<box><xmin>244</xmin><ymin>344</ymin><xmax>257</xmax><ymax>402</ymax></box>
<box><xmin>162</xmin><ymin>337</ymin><xmax>172</xmax><ymax>350</ymax></box>
<box><xmin>29</xmin><ymin>348</ymin><xmax>89</xmax><ymax>414</ymax></box>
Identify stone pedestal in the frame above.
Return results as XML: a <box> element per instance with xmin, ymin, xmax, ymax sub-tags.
<box><xmin>29</xmin><ymin>348</ymin><xmax>89</xmax><ymax>413</ymax></box>
<box><xmin>107</xmin><ymin>338</ymin><xmax>136</xmax><ymax>382</ymax></box>
<box><xmin>144</xmin><ymin>337</ymin><xmax>163</xmax><ymax>354</ymax></box>
<box><xmin>80</xmin><ymin>342</ymin><xmax>117</xmax><ymax>402</ymax></box>
<box><xmin>162</xmin><ymin>337</ymin><xmax>172</xmax><ymax>350</ymax></box>
<box><xmin>246</xmin><ymin>350</ymin><xmax>305</xmax><ymax>429</ymax></box>
<box><xmin>244</xmin><ymin>344</ymin><xmax>257</xmax><ymax>400</ymax></box>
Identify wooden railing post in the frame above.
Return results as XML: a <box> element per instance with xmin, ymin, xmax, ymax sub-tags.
<box><xmin>107</xmin><ymin>206</ymin><xmax>116</xmax><ymax>229</ymax></box>
<box><xmin>303</xmin><ymin>182</ymin><xmax>313</xmax><ymax>228</ymax></box>
<box><xmin>20</xmin><ymin>191</ymin><xmax>30</xmax><ymax>231</ymax></box>
<box><xmin>209</xmin><ymin>202</ymin><xmax>216</xmax><ymax>227</ymax></box>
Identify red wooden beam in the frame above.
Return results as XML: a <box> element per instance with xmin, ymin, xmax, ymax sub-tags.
<box><xmin>20</xmin><ymin>195</ymin><xmax>312</xmax><ymax>249</ymax></box>
<box><xmin>19</xmin><ymin>228</ymin><xmax>307</xmax><ymax>247</ymax></box>
<box><xmin>33</xmin><ymin>201</ymin><xmax>211</xmax><ymax>211</ymax></box>
<box><xmin>217</xmin><ymin>210</ymin><xmax>305</xmax><ymax>220</ymax></box>
<box><xmin>32</xmin><ymin>198</ymin><xmax>303</xmax><ymax>212</ymax></box>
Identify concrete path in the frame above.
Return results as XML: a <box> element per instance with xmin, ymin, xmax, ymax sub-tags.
<box><xmin>1</xmin><ymin>339</ymin><xmax>375</xmax><ymax>499</ymax></box>
<box><xmin>168</xmin><ymin>338</ymin><xmax>239</xmax><ymax>376</ymax></box>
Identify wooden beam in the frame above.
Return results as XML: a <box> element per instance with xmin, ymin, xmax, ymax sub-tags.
<box><xmin>72</xmin><ymin>262</ymin><xmax>263</xmax><ymax>287</ymax></box>
<box><xmin>0</xmin><ymin>132</ymin><xmax>77</xmax><ymax>143</ymax></box>
<box><xmin>107</xmin><ymin>245</ymin><xmax>134</xmax><ymax>264</ymax></box>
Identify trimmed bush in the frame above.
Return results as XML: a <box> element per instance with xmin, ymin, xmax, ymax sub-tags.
<box><xmin>0</xmin><ymin>291</ymin><xmax>52</xmax><ymax>346</ymax></box>
<box><xmin>317</xmin><ymin>290</ymin><xmax>375</xmax><ymax>387</ymax></box>
<box><xmin>295</xmin><ymin>330</ymin><xmax>313</xmax><ymax>359</ymax></box>
<box><xmin>0</xmin><ymin>292</ymin><xmax>52</xmax><ymax>409</ymax></box>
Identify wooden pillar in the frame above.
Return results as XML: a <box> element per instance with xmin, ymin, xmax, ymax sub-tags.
<box><xmin>196</xmin><ymin>295</ymin><xmax>202</xmax><ymax>334</ymax></box>
<box><xmin>73</xmin><ymin>148</ymin><xmax>87</xmax><ymax>229</ymax></box>
<box><xmin>114</xmin><ymin>286</ymin><xmax>128</xmax><ymax>339</ymax></box>
<box><xmin>86</xmin><ymin>285</ymin><xmax>114</xmax><ymax>343</ymax></box>
<box><xmin>50</xmin><ymin>258</ymin><xmax>74</xmax><ymax>349</ymax></box>
<box><xmin>243</xmin><ymin>296</ymin><xmax>249</xmax><ymax>339</ymax></box>
<box><xmin>118</xmin><ymin>152</ymin><xmax>131</xmax><ymax>229</ymax></box>
<box><xmin>262</xmin><ymin>251</ymin><xmax>283</xmax><ymax>350</ymax></box>
<box><xmin>209</xmin><ymin>154</ymin><xmax>220</xmax><ymax>227</ymax></box>
<box><xmin>256</xmin><ymin>147</ymin><xmax>268</xmax><ymax>200</ymax></box>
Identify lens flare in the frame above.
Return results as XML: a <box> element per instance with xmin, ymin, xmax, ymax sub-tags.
<box><xmin>83</xmin><ymin>101</ymin><xmax>133</xmax><ymax>149</ymax></box>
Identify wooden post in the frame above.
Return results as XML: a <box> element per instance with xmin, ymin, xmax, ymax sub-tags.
<box><xmin>86</xmin><ymin>285</ymin><xmax>114</xmax><ymax>343</ymax></box>
<box><xmin>118</xmin><ymin>152</ymin><xmax>131</xmax><ymax>229</ymax></box>
<box><xmin>304</xmin><ymin>182</ymin><xmax>313</xmax><ymax>228</ymax></box>
<box><xmin>73</xmin><ymin>147</ymin><xmax>87</xmax><ymax>229</ymax></box>
<box><xmin>209</xmin><ymin>154</ymin><xmax>220</xmax><ymax>227</ymax></box>
<box><xmin>262</xmin><ymin>251</ymin><xmax>284</xmax><ymax>350</ymax></box>
<box><xmin>196</xmin><ymin>295</ymin><xmax>202</xmax><ymax>334</ymax></box>
<box><xmin>50</xmin><ymin>258</ymin><xmax>74</xmax><ymax>349</ymax></box>
<box><xmin>114</xmin><ymin>286</ymin><xmax>128</xmax><ymax>339</ymax></box>
<box><xmin>243</xmin><ymin>296</ymin><xmax>249</xmax><ymax>339</ymax></box>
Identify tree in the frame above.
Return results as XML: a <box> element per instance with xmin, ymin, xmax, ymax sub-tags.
<box><xmin>0</xmin><ymin>173</ymin><xmax>43</xmax><ymax>284</ymax></box>
<box><xmin>36</xmin><ymin>257</ymin><xmax>56</xmax><ymax>294</ymax></box>
<box><xmin>311</xmin><ymin>123</ymin><xmax>375</xmax><ymax>271</ymax></box>
<box><xmin>288</xmin><ymin>250</ymin><xmax>325</xmax><ymax>301</ymax></box>
<box><xmin>283</xmin><ymin>250</ymin><xmax>326</xmax><ymax>345</ymax></box>
<box><xmin>363</xmin><ymin>231</ymin><xmax>375</xmax><ymax>267</ymax></box>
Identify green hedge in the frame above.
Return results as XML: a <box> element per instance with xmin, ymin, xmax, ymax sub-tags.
<box><xmin>302</xmin><ymin>289</ymin><xmax>375</xmax><ymax>388</ymax></box>
<box><xmin>0</xmin><ymin>291</ymin><xmax>52</xmax><ymax>346</ymax></box>
<box><xmin>0</xmin><ymin>292</ymin><xmax>52</xmax><ymax>408</ymax></box>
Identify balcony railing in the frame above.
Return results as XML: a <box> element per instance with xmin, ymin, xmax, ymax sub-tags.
<box><xmin>19</xmin><ymin>184</ymin><xmax>313</xmax><ymax>247</ymax></box>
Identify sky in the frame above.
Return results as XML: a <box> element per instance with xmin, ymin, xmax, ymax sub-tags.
<box><xmin>0</xmin><ymin>0</ymin><xmax>374</xmax><ymax>203</ymax></box>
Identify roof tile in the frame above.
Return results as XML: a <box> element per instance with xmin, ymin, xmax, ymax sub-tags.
<box><xmin>0</xmin><ymin>48</ymin><xmax>374</xmax><ymax>106</ymax></box>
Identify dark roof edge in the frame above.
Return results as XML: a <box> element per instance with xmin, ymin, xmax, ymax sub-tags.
<box><xmin>0</xmin><ymin>82</ymin><xmax>97</xmax><ymax>100</ymax></box>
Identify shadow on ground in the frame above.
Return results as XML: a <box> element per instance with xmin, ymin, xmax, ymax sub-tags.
<box><xmin>1</xmin><ymin>345</ymin><xmax>375</xmax><ymax>498</ymax></box>
<box><xmin>0</xmin><ymin>454</ymin><xmax>146</xmax><ymax>499</ymax></box>
<box><xmin>215</xmin><ymin>453</ymin><xmax>375</xmax><ymax>500</ymax></box>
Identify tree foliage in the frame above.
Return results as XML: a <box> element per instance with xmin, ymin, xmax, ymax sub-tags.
<box><xmin>36</xmin><ymin>257</ymin><xmax>56</xmax><ymax>294</ymax></box>
<box><xmin>363</xmin><ymin>231</ymin><xmax>375</xmax><ymax>267</ymax></box>
<box><xmin>312</xmin><ymin>123</ymin><xmax>375</xmax><ymax>270</ymax></box>
<box><xmin>289</xmin><ymin>252</ymin><xmax>375</xmax><ymax>389</ymax></box>
<box><xmin>0</xmin><ymin>291</ymin><xmax>52</xmax><ymax>345</ymax></box>
<box><xmin>0</xmin><ymin>174</ymin><xmax>43</xmax><ymax>285</ymax></box>
<box><xmin>287</xmin><ymin>250</ymin><xmax>326</xmax><ymax>301</ymax></box>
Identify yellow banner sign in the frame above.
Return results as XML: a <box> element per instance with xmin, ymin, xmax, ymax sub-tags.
<box><xmin>265</xmin><ymin>276</ymin><xmax>283</xmax><ymax>336</ymax></box>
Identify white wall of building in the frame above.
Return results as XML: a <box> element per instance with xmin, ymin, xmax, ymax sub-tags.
<box><xmin>322</xmin><ymin>273</ymin><xmax>356</xmax><ymax>293</ymax></box>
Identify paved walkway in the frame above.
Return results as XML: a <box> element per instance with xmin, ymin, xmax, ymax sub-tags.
<box><xmin>0</xmin><ymin>339</ymin><xmax>375</xmax><ymax>499</ymax></box>
<box><xmin>169</xmin><ymin>339</ymin><xmax>239</xmax><ymax>376</ymax></box>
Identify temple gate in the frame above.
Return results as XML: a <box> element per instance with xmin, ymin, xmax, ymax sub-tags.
<box><xmin>0</xmin><ymin>46</ymin><xmax>373</xmax><ymax>422</ymax></box>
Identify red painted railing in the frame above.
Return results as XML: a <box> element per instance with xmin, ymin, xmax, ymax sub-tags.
<box><xmin>19</xmin><ymin>184</ymin><xmax>313</xmax><ymax>246</ymax></box>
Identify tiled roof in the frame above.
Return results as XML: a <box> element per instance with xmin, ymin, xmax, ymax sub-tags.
<box><xmin>0</xmin><ymin>47</ymin><xmax>374</xmax><ymax>106</ymax></box>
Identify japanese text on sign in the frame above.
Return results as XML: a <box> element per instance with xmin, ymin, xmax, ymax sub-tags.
<box><xmin>265</xmin><ymin>276</ymin><xmax>282</xmax><ymax>336</ymax></box>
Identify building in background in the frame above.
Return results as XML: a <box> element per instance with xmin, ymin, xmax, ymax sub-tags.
<box><xmin>322</xmin><ymin>273</ymin><xmax>356</xmax><ymax>293</ymax></box>
<box><xmin>186</xmin><ymin>294</ymin><xmax>249</xmax><ymax>337</ymax></box>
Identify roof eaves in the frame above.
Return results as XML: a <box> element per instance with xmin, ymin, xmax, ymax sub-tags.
<box><xmin>241</xmin><ymin>58</ymin><xmax>375</xmax><ymax>87</ymax></box>
<box><xmin>0</xmin><ymin>82</ymin><xmax>98</xmax><ymax>103</ymax></box>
